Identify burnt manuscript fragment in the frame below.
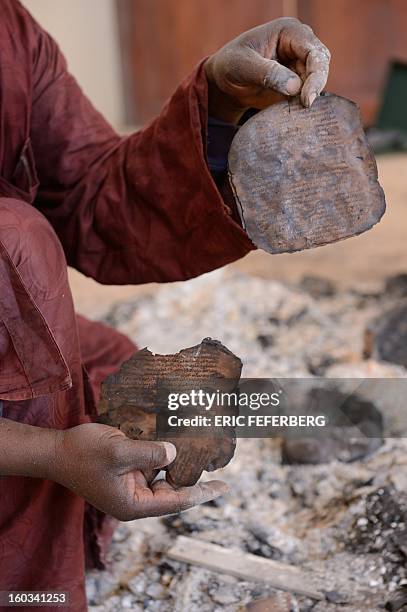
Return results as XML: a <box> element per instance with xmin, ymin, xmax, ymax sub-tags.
<box><xmin>228</xmin><ymin>93</ymin><xmax>386</xmax><ymax>253</ymax></box>
<box><xmin>99</xmin><ymin>338</ymin><xmax>242</xmax><ymax>487</ymax></box>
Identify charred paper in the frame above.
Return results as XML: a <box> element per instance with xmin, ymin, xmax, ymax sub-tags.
<box><xmin>98</xmin><ymin>338</ymin><xmax>242</xmax><ymax>487</ymax></box>
<box><xmin>228</xmin><ymin>93</ymin><xmax>386</xmax><ymax>253</ymax></box>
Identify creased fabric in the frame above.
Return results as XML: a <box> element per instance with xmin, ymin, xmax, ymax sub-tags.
<box><xmin>0</xmin><ymin>1</ymin><xmax>254</xmax><ymax>609</ymax></box>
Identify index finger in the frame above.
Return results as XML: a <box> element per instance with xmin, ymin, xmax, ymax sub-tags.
<box><xmin>133</xmin><ymin>479</ymin><xmax>229</xmax><ymax>518</ymax></box>
<box><xmin>301</xmin><ymin>46</ymin><xmax>330</xmax><ymax>107</ymax></box>
<box><xmin>285</xmin><ymin>24</ymin><xmax>330</xmax><ymax>107</ymax></box>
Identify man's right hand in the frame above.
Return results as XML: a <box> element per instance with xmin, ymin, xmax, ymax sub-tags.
<box><xmin>0</xmin><ymin>417</ymin><xmax>228</xmax><ymax>521</ymax></box>
<box><xmin>51</xmin><ymin>423</ymin><xmax>228</xmax><ymax>521</ymax></box>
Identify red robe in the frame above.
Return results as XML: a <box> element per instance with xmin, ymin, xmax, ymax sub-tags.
<box><xmin>0</xmin><ymin>1</ymin><xmax>253</xmax><ymax>609</ymax></box>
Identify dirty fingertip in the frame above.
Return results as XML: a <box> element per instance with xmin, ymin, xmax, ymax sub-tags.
<box><xmin>284</xmin><ymin>75</ymin><xmax>302</xmax><ymax>96</ymax></box>
<box><xmin>302</xmin><ymin>89</ymin><xmax>319</xmax><ymax>107</ymax></box>
<box><xmin>205</xmin><ymin>480</ymin><xmax>230</xmax><ymax>497</ymax></box>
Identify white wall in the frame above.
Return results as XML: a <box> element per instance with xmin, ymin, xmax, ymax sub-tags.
<box><xmin>22</xmin><ymin>0</ymin><xmax>124</xmax><ymax>129</ymax></box>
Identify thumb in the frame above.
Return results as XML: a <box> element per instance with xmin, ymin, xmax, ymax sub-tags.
<box><xmin>118</xmin><ymin>439</ymin><xmax>177</xmax><ymax>472</ymax></box>
<box><xmin>240</xmin><ymin>50</ymin><xmax>302</xmax><ymax>96</ymax></box>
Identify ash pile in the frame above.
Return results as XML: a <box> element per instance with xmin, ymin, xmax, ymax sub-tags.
<box><xmin>87</xmin><ymin>270</ymin><xmax>407</xmax><ymax>612</ymax></box>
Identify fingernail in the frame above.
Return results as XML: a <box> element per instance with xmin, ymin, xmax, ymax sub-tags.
<box><xmin>307</xmin><ymin>92</ymin><xmax>317</xmax><ymax>107</ymax></box>
<box><xmin>285</xmin><ymin>76</ymin><xmax>302</xmax><ymax>96</ymax></box>
<box><xmin>162</xmin><ymin>442</ymin><xmax>177</xmax><ymax>464</ymax></box>
<box><xmin>215</xmin><ymin>482</ymin><xmax>230</xmax><ymax>496</ymax></box>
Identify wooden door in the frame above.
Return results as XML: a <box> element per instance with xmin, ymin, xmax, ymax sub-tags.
<box><xmin>117</xmin><ymin>0</ymin><xmax>289</xmax><ymax>124</ymax></box>
<box><xmin>117</xmin><ymin>0</ymin><xmax>407</xmax><ymax>126</ymax></box>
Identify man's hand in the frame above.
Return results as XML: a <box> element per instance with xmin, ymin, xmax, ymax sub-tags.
<box><xmin>52</xmin><ymin>423</ymin><xmax>228</xmax><ymax>521</ymax></box>
<box><xmin>205</xmin><ymin>17</ymin><xmax>330</xmax><ymax>123</ymax></box>
<box><xmin>0</xmin><ymin>418</ymin><xmax>228</xmax><ymax>521</ymax></box>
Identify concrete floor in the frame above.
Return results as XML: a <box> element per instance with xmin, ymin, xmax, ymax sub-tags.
<box><xmin>70</xmin><ymin>153</ymin><xmax>407</xmax><ymax>319</ymax></box>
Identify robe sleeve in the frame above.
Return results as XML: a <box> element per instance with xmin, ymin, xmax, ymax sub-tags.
<box><xmin>26</xmin><ymin>13</ymin><xmax>255</xmax><ymax>285</ymax></box>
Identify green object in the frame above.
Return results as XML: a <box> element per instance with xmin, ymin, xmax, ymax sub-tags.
<box><xmin>377</xmin><ymin>60</ymin><xmax>407</xmax><ymax>132</ymax></box>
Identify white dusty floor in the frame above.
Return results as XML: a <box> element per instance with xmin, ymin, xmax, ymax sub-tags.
<box><xmin>82</xmin><ymin>270</ymin><xmax>407</xmax><ymax>612</ymax></box>
<box><xmin>67</xmin><ymin>153</ymin><xmax>407</xmax><ymax>612</ymax></box>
